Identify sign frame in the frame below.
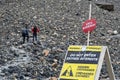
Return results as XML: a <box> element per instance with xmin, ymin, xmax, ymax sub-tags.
<box><xmin>95</xmin><ymin>46</ymin><xmax>115</xmax><ymax>80</ymax></box>
<box><xmin>58</xmin><ymin>45</ymin><xmax>115</xmax><ymax>80</ymax></box>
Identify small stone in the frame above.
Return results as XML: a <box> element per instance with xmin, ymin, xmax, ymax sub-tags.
<box><xmin>33</xmin><ymin>16</ymin><xmax>37</xmax><ymax>19</ymax></box>
<box><xmin>49</xmin><ymin>77</ymin><xmax>57</xmax><ymax>80</ymax></box>
<box><xmin>42</xmin><ymin>49</ymin><xmax>50</xmax><ymax>56</ymax></box>
<box><xmin>113</xmin><ymin>30</ymin><xmax>118</xmax><ymax>35</ymax></box>
<box><xmin>57</xmin><ymin>48</ymin><xmax>64</xmax><ymax>52</ymax></box>
<box><xmin>63</xmin><ymin>35</ymin><xmax>67</xmax><ymax>38</ymax></box>
<box><xmin>53</xmin><ymin>59</ymin><xmax>58</xmax><ymax>63</ymax></box>
<box><xmin>39</xmin><ymin>57</ymin><xmax>45</xmax><ymax>62</ymax></box>
<box><xmin>31</xmin><ymin>7</ymin><xmax>35</xmax><ymax>10</ymax></box>
<box><xmin>11</xmin><ymin>32</ymin><xmax>16</xmax><ymax>36</ymax></box>
<box><xmin>0</xmin><ymin>73</ymin><xmax>5</xmax><ymax>76</ymax></box>
<box><xmin>107</xmin><ymin>30</ymin><xmax>113</xmax><ymax>34</ymax></box>
<box><xmin>13</xmin><ymin>77</ymin><xmax>17</xmax><ymax>80</ymax></box>
<box><xmin>52</xmin><ymin>63</ymin><xmax>57</xmax><ymax>68</ymax></box>
<box><xmin>40</xmin><ymin>35</ymin><xmax>47</xmax><ymax>40</ymax></box>
<box><xmin>76</xmin><ymin>0</ymin><xmax>81</xmax><ymax>2</ymax></box>
<box><xmin>25</xmin><ymin>77</ymin><xmax>30</xmax><ymax>80</ymax></box>
<box><xmin>106</xmin><ymin>38</ymin><xmax>111</xmax><ymax>42</ymax></box>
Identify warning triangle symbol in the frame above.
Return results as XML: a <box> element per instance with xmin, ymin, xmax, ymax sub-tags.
<box><xmin>62</xmin><ymin>66</ymin><xmax>73</xmax><ymax>77</ymax></box>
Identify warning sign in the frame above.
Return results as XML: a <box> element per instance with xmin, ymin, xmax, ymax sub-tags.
<box><xmin>59</xmin><ymin>46</ymin><xmax>102</xmax><ymax>80</ymax></box>
<box><xmin>82</xmin><ymin>19</ymin><xmax>96</xmax><ymax>33</ymax></box>
<box><xmin>60</xmin><ymin>63</ymin><xmax>97</xmax><ymax>80</ymax></box>
<box><xmin>65</xmin><ymin>51</ymin><xmax>100</xmax><ymax>64</ymax></box>
<box><xmin>62</xmin><ymin>66</ymin><xmax>73</xmax><ymax>77</ymax></box>
<box><xmin>59</xmin><ymin>45</ymin><xmax>115</xmax><ymax>80</ymax></box>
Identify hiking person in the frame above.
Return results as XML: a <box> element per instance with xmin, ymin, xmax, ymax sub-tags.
<box><xmin>22</xmin><ymin>24</ymin><xmax>29</xmax><ymax>43</ymax></box>
<box><xmin>31</xmin><ymin>25</ymin><xmax>40</xmax><ymax>42</ymax></box>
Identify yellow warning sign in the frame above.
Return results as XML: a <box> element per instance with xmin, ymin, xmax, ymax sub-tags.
<box><xmin>68</xmin><ymin>45</ymin><xmax>102</xmax><ymax>52</ymax></box>
<box><xmin>68</xmin><ymin>45</ymin><xmax>82</xmax><ymax>51</ymax></box>
<box><xmin>61</xmin><ymin>66</ymin><xmax>73</xmax><ymax>77</ymax></box>
<box><xmin>86</xmin><ymin>46</ymin><xmax>102</xmax><ymax>52</ymax></box>
<box><xmin>60</xmin><ymin>63</ymin><xmax>97</xmax><ymax>80</ymax></box>
<box><xmin>59</xmin><ymin>46</ymin><xmax>102</xmax><ymax>80</ymax></box>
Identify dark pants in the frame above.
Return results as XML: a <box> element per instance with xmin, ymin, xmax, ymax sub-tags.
<box><xmin>33</xmin><ymin>33</ymin><xmax>37</xmax><ymax>42</ymax></box>
<box><xmin>22</xmin><ymin>35</ymin><xmax>29</xmax><ymax>43</ymax></box>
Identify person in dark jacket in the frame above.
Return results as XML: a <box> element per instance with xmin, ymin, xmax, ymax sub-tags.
<box><xmin>22</xmin><ymin>25</ymin><xmax>29</xmax><ymax>43</ymax></box>
<box><xmin>31</xmin><ymin>25</ymin><xmax>40</xmax><ymax>42</ymax></box>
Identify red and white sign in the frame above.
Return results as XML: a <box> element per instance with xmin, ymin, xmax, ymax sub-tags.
<box><xmin>82</xmin><ymin>19</ymin><xmax>96</xmax><ymax>33</ymax></box>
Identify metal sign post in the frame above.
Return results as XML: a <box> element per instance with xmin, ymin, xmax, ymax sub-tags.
<box><xmin>87</xmin><ymin>0</ymin><xmax>92</xmax><ymax>46</ymax></box>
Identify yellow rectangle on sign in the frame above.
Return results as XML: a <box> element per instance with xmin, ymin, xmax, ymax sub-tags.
<box><xmin>68</xmin><ymin>45</ymin><xmax>82</xmax><ymax>51</ymax></box>
<box><xmin>68</xmin><ymin>46</ymin><xmax>102</xmax><ymax>51</ymax></box>
<box><xmin>59</xmin><ymin>63</ymin><xmax>98</xmax><ymax>80</ymax></box>
<box><xmin>86</xmin><ymin>46</ymin><xmax>102</xmax><ymax>52</ymax></box>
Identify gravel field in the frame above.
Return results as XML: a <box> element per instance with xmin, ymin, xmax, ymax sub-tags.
<box><xmin>0</xmin><ymin>0</ymin><xmax>120</xmax><ymax>80</ymax></box>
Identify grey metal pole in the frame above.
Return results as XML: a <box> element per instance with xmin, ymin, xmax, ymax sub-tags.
<box><xmin>89</xmin><ymin>1</ymin><xmax>92</xmax><ymax>20</ymax></box>
<box><xmin>87</xmin><ymin>0</ymin><xmax>92</xmax><ymax>46</ymax></box>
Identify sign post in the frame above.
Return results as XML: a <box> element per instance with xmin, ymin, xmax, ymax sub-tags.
<box><xmin>59</xmin><ymin>0</ymin><xmax>115</xmax><ymax>80</ymax></box>
<box><xmin>88</xmin><ymin>0</ymin><xmax>92</xmax><ymax>46</ymax></box>
<box><xmin>59</xmin><ymin>45</ymin><xmax>116</xmax><ymax>80</ymax></box>
<box><xmin>82</xmin><ymin>0</ymin><xmax>97</xmax><ymax>46</ymax></box>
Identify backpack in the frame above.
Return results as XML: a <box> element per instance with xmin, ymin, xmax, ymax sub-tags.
<box><xmin>34</xmin><ymin>27</ymin><xmax>38</xmax><ymax>32</ymax></box>
<box><xmin>22</xmin><ymin>28</ymin><xmax>28</xmax><ymax>36</ymax></box>
<box><xmin>32</xmin><ymin>26</ymin><xmax>38</xmax><ymax>34</ymax></box>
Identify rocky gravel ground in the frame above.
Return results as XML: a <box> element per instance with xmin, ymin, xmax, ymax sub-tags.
<box><xmin>0</xmin><ymin>0</ymin><xmax>120</xmax><ymax>80</ymax></box>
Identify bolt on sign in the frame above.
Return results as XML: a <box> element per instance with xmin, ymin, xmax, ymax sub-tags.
<box><xmin>58</xmin><ymin>45</ymin><xmax>115</xmax><ymax>80</ymax></box>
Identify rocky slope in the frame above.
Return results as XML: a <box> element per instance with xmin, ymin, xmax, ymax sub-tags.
<box><xmin>0</xmin><ymin>0</ymin><xmax>120</xmax><ymax>80</ymax></box>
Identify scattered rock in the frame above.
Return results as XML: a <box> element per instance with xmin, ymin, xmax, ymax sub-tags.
<box><xmin>0</xmin><ymin>0</ymin><xmax>120</xmax><ymax>80</ymax></box>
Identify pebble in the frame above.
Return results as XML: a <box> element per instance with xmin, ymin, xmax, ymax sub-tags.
<box><xmin>113</xmin><ymin>30</ymin><xmax>118</xmax><ymax>35</ymax></box>
<box><xmin>49</xmin><ymin>77</ymin><xmax>57</xmax><ymax>80</ymax></box>
<box><xmin>42</xmin><ymin>49</ymin><xmax>50</xmax><ymax>56</ymax></box>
